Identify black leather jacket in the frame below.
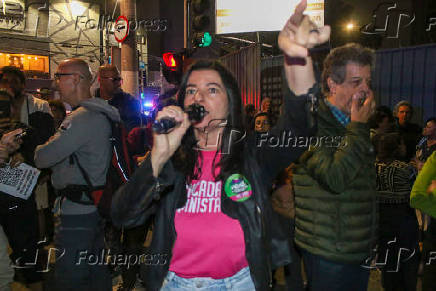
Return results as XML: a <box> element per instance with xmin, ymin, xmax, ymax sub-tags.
<box><xmin>111</xmin><ymin>88</ymin><xmax>314</xmax><ymax>291</ymax></box>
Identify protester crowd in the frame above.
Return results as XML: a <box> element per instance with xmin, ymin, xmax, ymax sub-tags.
<box><xmin>0</xmin><ymin>1</ymin><xmax>436</xmax><ymax>291</ymax></box>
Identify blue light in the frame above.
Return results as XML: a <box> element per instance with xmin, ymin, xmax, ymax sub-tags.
<box><xmin>144</xmin><ymin>102</ymin><xmax>153</xmax><ymax>108</ymax></box>
<box><xmin>140</xmin><ymin>93</ymin><xmax>144</xmax><ymax>99</ymax></box>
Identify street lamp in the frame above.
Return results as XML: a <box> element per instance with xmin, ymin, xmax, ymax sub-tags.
<box><xmin>70</xmin><ymin>1</ymin><xmax>86</xmax><ymax>16</ymax></box>
<box><xmin>345</xmin><ymin>22</ymin><xmax>355</xmax><ymax>31</ymax></box>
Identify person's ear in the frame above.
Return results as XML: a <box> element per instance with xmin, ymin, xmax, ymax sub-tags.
<box><xmin>327</xmin><ymin>77</ymin><xmax>337</xmax><ymax>95</ymax></box>
<box><xmin>72</xmin><ymin>74</ymin><xmax>82</xmax><ymax>86</ymax></box>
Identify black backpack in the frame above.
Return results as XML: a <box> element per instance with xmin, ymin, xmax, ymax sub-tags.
<box><xmin>71</xmin><ymin>114</ymin><xmax>134</xmax><ymax>219</ymax></box>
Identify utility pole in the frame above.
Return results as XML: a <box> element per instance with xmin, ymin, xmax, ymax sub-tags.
<box><xmin>120</xmin><ymin>0</ymin><xmax>139</xmax><ymax>97</ymax></box>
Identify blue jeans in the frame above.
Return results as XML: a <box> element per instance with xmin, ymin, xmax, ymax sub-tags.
<box><xmin>160</xmin><ymin>267</ymin><xmax>255</xmax><ymax>290</ymax></box>
<box><xmin>51</xmin><ymin>210</ymin><xmax>111</xmax><ymax>291</ymax></box>
<box><xmin>302</xmin><ymin>250</ymin><xmax>369</xmax><ymax>291</ymax></box>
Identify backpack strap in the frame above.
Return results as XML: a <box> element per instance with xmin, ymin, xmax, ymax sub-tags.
<box><xmin>71</xmin><ymin>153</ymin><xmax>94</xmax><ymax>189</ymax></box>
<box><xmin>99</xmin><ymin>113</ymin><xmax>132</xmax><ymax>182</ymax></box>
<box><xmin>69</xmin><ymin>153</ymin><xmax>106</xmax><ymax>203</ymax></box>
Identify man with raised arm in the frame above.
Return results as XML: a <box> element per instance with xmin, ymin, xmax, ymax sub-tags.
<box><xmin>279</xmin><ymin>1</ymin><xmax>378</xmax><ymax>290</ymax></box>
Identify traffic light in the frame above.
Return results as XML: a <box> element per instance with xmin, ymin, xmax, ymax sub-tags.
<box><xmin>162</xmin><ymin>52</ymin><xmax>183</xmax><ymax>85</ymax></box>
<box><xmin>190</xmin><ymin>0</ymin><xmax>215</xmax><ymax>48</ymax></box>
<box><xmin>192</xmin><ymin>32</ymin><xmax>213</xmax><ymax>48</ymax></box>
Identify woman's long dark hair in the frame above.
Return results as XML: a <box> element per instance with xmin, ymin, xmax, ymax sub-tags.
<box><xmin>173</xmin><ymin>60</ymin><xmax>244</xmax><ymax>182</ymax></box>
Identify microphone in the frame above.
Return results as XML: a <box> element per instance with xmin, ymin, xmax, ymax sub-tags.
<box><xmin>152</xmin><ymin>103</ymin><xmax>207</xmax><ymax>134</ymax></box>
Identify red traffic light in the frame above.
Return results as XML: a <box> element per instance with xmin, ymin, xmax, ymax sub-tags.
<box><xmin>163</xmin><ymin>53</ymin><xmax>179</xmax><ymax>71</ymax></box>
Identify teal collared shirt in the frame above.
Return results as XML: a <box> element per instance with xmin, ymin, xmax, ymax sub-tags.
<box><xmin>325</xmin><ymin>99</ymin><xmax>350</xmax><ymax>127</ymax></box>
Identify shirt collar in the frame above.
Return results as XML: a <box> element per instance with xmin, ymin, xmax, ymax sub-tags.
<box><xmin>325</xmin><ymin>99</ymin><xmax>350</xmax><ymax>126</ymax></box>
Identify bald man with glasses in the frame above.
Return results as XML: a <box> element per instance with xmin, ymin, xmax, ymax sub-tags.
<box><xmin>35</xmin><ymin>59</ymin><xmax>120</xmax><ymax>290</ymax></box>
<box><xmin>96</xmin><ymin>64</ymin><xmax>141</xmax><ymax>132</ymax></box>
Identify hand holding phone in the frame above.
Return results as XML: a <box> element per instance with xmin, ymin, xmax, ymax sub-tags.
<box><xmin>1</xmin><ymin>128</ymin><xmax>23</xmax><ymax>154</ymax></box>
<box><xmin>351</xmin><ymin>90</ymin><xmax>375</xmax><ymax>123</ymax></box>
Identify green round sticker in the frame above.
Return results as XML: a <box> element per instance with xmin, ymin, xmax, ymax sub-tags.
<box><xmin>224</xmin><ymin>174</ymin><xmax>252</xmax><ymax>202</ymax></box>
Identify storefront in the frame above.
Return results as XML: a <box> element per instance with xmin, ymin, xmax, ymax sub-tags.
<box><xmin>0</xmin><ymin>52</ymin><xmax>49</xmax><ymax>76</ymax></box>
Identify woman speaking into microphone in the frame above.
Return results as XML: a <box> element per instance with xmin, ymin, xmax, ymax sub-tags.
<box><xmin>111</xmin><ymin>3</ymin><xmax>326</xmax><ymax>289</ymax></box>
<box><xmin>113</xmin><ymin>60</ymin><xmax>311</xmax><ymax>290</ymax></box>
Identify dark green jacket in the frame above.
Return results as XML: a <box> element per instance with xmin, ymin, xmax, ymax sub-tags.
<box><xmin>293</xmin><ymin>97</ymin><xmax>378</xmax><ymax>264</ymax></box>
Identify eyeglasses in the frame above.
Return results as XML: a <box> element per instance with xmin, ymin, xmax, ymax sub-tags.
<box><xmin>54</xmin><ymin>73</ymin><xmax>82</xmax><ymax>81</ymax></box>
<box><xmin>101</xmin><ymin>77</ymin><xmax>122</xmax><ymax>83</ymax></box>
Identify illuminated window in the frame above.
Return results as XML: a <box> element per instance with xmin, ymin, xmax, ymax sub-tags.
<box><xmin>0</xmin><ymin>52</ymin><xmax>49</xmax><ymax>73</ymax></box>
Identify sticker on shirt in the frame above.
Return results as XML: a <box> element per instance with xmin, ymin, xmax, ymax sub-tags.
<box><xmin>60</xmin><ymin>119</ymin><xmax>72</xmax><ymax>131</ymax></box>
<box><xmin>225</xmin><ymin>174</ymin><xmax>252</xmax><ymax>202</ymax></box>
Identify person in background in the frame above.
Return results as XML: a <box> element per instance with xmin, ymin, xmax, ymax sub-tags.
<box><xmin>34</xmin><ymin>88</ymin><xmax>52</xmax><ymax>101</ymax></box>
<box><xmin>0</xmin><ymin>66</ymin><xmax>54</xmax><ymax>291</ymax></box>
<box><xmin>373</xmin><ymin>133</ymin><xmax>419</xmax><ymax>291</ymax></box>
<box><xmin>394</xmin><ymin>100</ymin><xmax>421</xmax><ymax>162</ymax></box>
<box><xmin>96</xmin><ymin>64</ymin><xmax>141</xmax><ymax>132</ymax></box>
<box><xmin>97</xmin><ymin>64</ymin><xmax>142</xmax><ymax>275</ymax></box>
<box><xmin>253</xmin><ymin>112</ymin><xmax>271</xmax><ymax>133</ymax></box>
<box><xmin>48</xmin><ymin>100</ymin><xmax>67</xmax><ymax>130</ymax></box>
<box><xmin>416</xmin><ymin>117</ymin><xmax>436</xmax><ymax>167</ymax></box>
<box><xmin>243</xmin><ymin>104</ymin><xmax>256</xmax><ymax>132</ymax></box>
<box><xmin>260</xmin><ymin>97</ymin><xmax>278</xmax><ymax>127</ymax></box>
<box><xmin>271</xmin><ymin>165</ymin><xmax>304</xmax><ymax>291</ymax></box>
<box><xmin>410</xmin><ymin>151</ymin><xmax>436</xmax><ymax>291</ymax></box>
<box><xmin>0</xmin><ymin>225</ymin><xmax>13</xmax><ymax>291</ymax></box>
<box><xmin>368</xmin><ymin>105</ymin><xmax>395</xmax><ymax>140</ymax></box>
<box><xmin>260</xmin><ymin>97</ymin><xmax>271</xmax><ymax>113</ymax></box>
<box><xmin>0</xmin><ymin>129</ymin><xmax>23</xmax><ymax>291</ymax></box>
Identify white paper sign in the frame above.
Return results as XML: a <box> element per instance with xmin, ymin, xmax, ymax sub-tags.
<box><xmin>0</xmin><ymin>163</ymin><xmax>40</xmax><ymax>200</ymax></box>
<box><xmin>216</xmin><ymin>0</ymin><xmax>324</xmax><ymax>34</ymax></box>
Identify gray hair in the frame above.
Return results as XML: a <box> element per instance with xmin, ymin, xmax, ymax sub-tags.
<box><xmin>393</xmin><ymin>100</ymin><xmax>413</xmax><ymax>117</ymax></box>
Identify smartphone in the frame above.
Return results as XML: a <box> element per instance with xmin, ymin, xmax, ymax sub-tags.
<box><xmin>14</xmin><ymin>130</ymin><xmax>27</xmax><ymax>140</ymax></box>
<box><xmin>357</xmin><ymin>91</ymin><xmax>367</xmax><ymax>106</ymax></box>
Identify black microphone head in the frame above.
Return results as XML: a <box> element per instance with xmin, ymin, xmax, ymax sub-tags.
<box><xmin>152</xmin><ymin>117</ymin><xmax>177</xmax><ymax>134</ymax></box>
<box><xmin>186</xmin><ymin>103</ymin><xmax>207</xmax><ymax>123</ymax></box>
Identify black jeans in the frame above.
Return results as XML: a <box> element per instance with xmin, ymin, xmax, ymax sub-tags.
<box><xmin>378</xmin><ymin>204</ymin><xmax>420</xmax><ymax>291</ymax></box>
<box><xmin>0</xmin><ymin>195</ymin><xmax>42</xmax><ymax>284</ymax></box>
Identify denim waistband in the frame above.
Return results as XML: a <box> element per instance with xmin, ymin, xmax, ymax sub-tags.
<box><xmin>165</xmin><ymin>266</ymin><xmax>251</xmax><ymax>289</ymax></box>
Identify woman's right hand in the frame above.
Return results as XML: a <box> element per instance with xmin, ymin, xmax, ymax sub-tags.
<box><xmin>151</xmin><ymin>106</ymin><xmax>190</xmax><ymax>177</ymax></box>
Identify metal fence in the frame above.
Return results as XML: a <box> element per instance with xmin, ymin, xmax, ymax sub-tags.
<box><xmin>374</xmin><ymin>43</ymin><xmax>436</xmax><ymax>125</ymax></box>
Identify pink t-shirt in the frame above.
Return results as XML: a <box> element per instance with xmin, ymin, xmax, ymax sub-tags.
<box><xmin>169</xmin><ymin>150</ymin><xmax>249</xmax><ymax>279</ymax></box>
